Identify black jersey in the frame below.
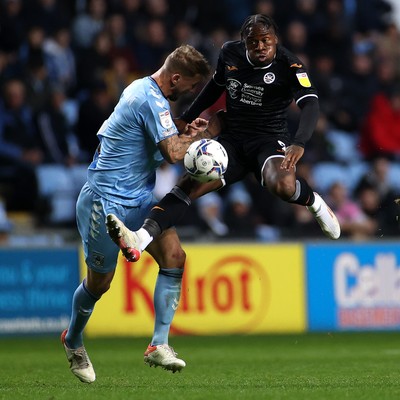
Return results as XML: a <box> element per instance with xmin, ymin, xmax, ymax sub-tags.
<box><xmin>214</xmin><ymin>41</ymin><xmax>318</xmax><ymax>138</ymax></box>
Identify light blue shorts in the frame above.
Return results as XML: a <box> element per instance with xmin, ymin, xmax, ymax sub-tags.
<box><xmin>76</xmin><ymin>182</ymin><xmax>156</xmax><ymax>273</ymax></box>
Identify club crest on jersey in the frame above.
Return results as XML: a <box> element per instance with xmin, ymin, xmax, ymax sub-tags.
<box><xmin>227</xmin><ymin>79</ymin><xmax>241</xmax><ymax>99</ymax></box>
<box><xmin>159</xmin><ymin>110</ymin><xmax>173</xmax><ymax>129</ymax></box>
<box><xmin>263</xmin><ymin>72</ymin><xmax>275</xmax><ymax>84</ymax></box>
<box><xmin>296</xmin><ymin>72</ymin><xmax>311</xmax><ymax>87</ymax></box>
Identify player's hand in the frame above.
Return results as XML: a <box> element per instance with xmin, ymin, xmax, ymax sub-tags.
<box><xmin>280</xmin><ymin>145</ymin><xmax>304</xmax><ymax>171</ymax></box>
<box><xmin>185</xmin><ymin>118</ymin><xmax>209</xmax><ymax>137</ymax></box>
<box><xmin>189</xmin><ymin>117</ymin><xmax>209</xmax><ymax>130</ymax></box>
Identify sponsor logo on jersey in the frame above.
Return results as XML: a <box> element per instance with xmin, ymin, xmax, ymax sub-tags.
<box><xmin>263</xmin><ymin>72</ymin><xmax>275</xmax><ymax>84</ymax></box>
<box><xmin>227</xmin><ymin>65</ymin><xmax>238</xmax><ymax>71</ymax></box>
<box><xmin>296</xmin><ymin>72</ymin><xmax>311</xmax><ymax>87</ymax></box>
<box><xmin>159</xmin><ymin>110</ymin><xmax>173</xmax><ymax>129</ymax></box>
<box><xmin>290</xmin><ymin>63</ymin><xmax>303</xmax><ymax>68</ymax></box>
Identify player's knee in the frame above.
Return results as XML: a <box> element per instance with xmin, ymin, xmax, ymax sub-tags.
<box><xmin>167</xmin><ymin>246</ymin><xmax>186</xmax><ymax>268</ymax></box>
<box><xmin>86</xmin><ymin>272</ymin><xmax>113</xmax><ymax>297</ymax></box>
<box><xmin>272</xmin><ymin>176</ymin><xmax>296</xmax><ymax>200</ymax></box>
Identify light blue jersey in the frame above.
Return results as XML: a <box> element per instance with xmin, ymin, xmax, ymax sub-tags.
<box><xmin>87</xmin><ymin>76</ymin><xmax>179</xmax><ymax>207</ymax></box>
<box><xmin>77</xmin><ymin>76</ymin><xmax>180</xmax><ymax>272</ymax></box>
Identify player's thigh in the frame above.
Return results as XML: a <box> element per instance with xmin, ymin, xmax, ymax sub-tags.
<box><xmin>76</xmin><ymin>183</ymin><xmax>121</xmax><ymax>273</ymax></box>
<box><xmin>146</xmin><ymin>228</ymin><xmax>185</xmax><ymax>268</ymax></box>
<box><xmin>218</xmin><ymin>136</ymin><xmax>248</xmax><ymax>185</ymax></box>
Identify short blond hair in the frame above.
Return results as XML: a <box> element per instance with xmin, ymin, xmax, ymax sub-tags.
<box><xmin>164</xmin><ymin>45</ymin><xmax>210</xmax><ymax>78</ymax></box>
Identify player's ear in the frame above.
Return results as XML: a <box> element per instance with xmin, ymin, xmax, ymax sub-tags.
<box><xmin>171</xmin><ymin>73</ymin><xmax>180</xmax><ymax>86</ymax></box>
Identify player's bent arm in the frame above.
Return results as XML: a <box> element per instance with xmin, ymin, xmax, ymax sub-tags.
<box><xmin>158</xmin><ymin>114</ymin><xmax>222</xmax><ymax>163</ymax></box>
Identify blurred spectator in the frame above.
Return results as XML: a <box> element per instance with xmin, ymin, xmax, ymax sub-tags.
<box><xmin>0</xmin><ymin>79</ymin><xmax>43</xmax><ymax>211</ymax></box>
<box><xmin>357</xmin><ymin>185</ymin><xmax>399</xmax><ymax>237</ymax></box>
<box><xmin>309</xmin><ymin>51</ymin><xmax>344</xmax><ymax>119</ymax></box>
<box><xmin>72</xmin><ymin>0</ymin><xmax>107</xmax><ymax>51</ymax></box>
<box><xmin>386</xmin><ymin>0</ymin><xmax>400</xmax><ymax>28</ymax></box>
<box><xmin>222</xmin><ymin>0</ymin><xmax>253</xmax><ymax>34</ymax></box>
<box><xmin>373</xmin><ymin>22</ymin><xmax>400</xmax><ymax>79</ymax></box>
<box><xmin>197</xmin><ymin>192</ymin><xmax>229</xmax><ymax>237</ymax></box>
<box><xmin>0</xmin><ymin>0</ymin><xmax>25</xmax><ymax>55</ymax></box>
<box><xmin>34</xmin><ymin>87</ymin><xmax>86</xmax><ymax>225</ymax></box>
<box><xmin>23</xmin><ymin>56</ymin><xmax>53</xmax><ymax>114</ymax></box>
<box><xmin>253</xmin><ymin>0</ymin><xmax>276</xmax><ymax>19</ymax></box>
<box><xmin>119</xmin><ymin>0</ymin><xmax>145</xmax><ymax>42</ymax></box>
<box><xmin>224</xmin><ymin>183</ymin><xmax>257</xmax><ymax>239</ymax></box>
<box><xmin>18</xmin><ymin>26</ymin><xmax>46</xmax><ymax>68</ymax></box>
<box><xmin>105</xmin><ymin>13</ymin><xmax>139</xmax><ymax>73</ymax></box>
<box><xmin>75</xmin><ymin>80</ymin><xmax>114</xmax><ymax>161</ymax></box>
<box><xmin>35</xmin><ymin>87</ymin><xmax>77</xmax><ymax>165</ymax></box>
<box><xmin>25</xmin><ymin>0</ymin><xmax>71</xmax><ymax>37</ymax></box>
<box><xmin>103</xmin><ymin>55</ymin><xmax>139</xmax><ymax>104</ymax></box>
<box><xmin>170</xmin><ymin>0</ymin><xmax>226</xmax><ymax>35</ymax></box>
<box><xmin>43</xmin><ymin>27</ymin><xmax>76</xmax><ymax>95</ymax></box>
<box><xmin>354</xmin><ymin>0</ymin><xmax>392</xmax><ymax>33</ymax></box>
<box><xmin>282</xmin><ymin>19</ymin><xmax>310</xmax><ymax>54</ymax></box>
<box><xmin>328</xmin><ymin>181</ymin><xmax>377</xmax><ymax>239</ymax></box>
<box><xmin>311</xmin><ymin>0</ymin><xmax>353</xmax><ymax>75</ymax></box>
<box><xmin>354</xmin><ymin>157</ymin><xmax>395</xmax><ymax>199</ymax></box>
<box><xmin>332</xmin><ymin>48</ymin><xmax>378</xmax><ymax>133</ymax></box>
<box><xmin>360</xmin><ymin>85</ymin><xmax>400</xmax><ymax>159</ymax></box>
<box><xmin>76</xmin><ymin>30</ymin><xmax>112</xmax><ymax>96</ymax></box>
<box><xmin>172</xmin><ymin>21</ymin><xmax>203</xmax><ymax>50</ymax></box>
<box><xmin>287</xmin><ymin>0</ymin><xmax>325</xmax><ymax>38</ymax></box>
<box><xmin>133</xmin><ymin>19</ymin><xmax>171</xmax><ymax>74</ymax></box>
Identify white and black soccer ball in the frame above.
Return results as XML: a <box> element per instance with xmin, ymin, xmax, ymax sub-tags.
<box><xmin>184</xmin><ymin>139</ymin><xmax>228</xmax><ymax>182</ymax></box>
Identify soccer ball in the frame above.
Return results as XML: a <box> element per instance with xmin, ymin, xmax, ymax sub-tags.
<box><xmin>184</xmin><ymin>139</ymin><xmax>228</xmax><ymax>182</ymax></box>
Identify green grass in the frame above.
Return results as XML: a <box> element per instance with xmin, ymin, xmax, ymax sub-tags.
<box><xmin>0</xmin><ymin>332</ymin><xmax>399</xmax><ymax>400</ymax></box>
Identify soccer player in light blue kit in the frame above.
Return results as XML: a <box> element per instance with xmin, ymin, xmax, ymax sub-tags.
<box><xmin>61</xmin><ymin>45</ymin><xmax>218</xmax><ymax>383</ymax></box>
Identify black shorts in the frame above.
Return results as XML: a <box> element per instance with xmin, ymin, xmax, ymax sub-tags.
<box><xmin>218</xmin><ymin>134</ymin><xmax>290</xmax><ymax>186</ymax></box>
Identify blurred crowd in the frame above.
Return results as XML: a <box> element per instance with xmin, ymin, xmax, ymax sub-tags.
<box><xmin>0</xmin><ymin>0</ymin><xmax>399</xmax><ymax>241</ymax></box>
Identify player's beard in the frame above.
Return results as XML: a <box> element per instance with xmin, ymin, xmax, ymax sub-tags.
<box><xmin>168</xmin><ymin>86</ymin><xmax>181</xmax><ymax>102</ymax></box>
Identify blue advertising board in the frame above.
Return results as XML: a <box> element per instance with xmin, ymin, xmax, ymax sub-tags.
<box><xmin>307</xmin><ymin>242</ymin><xmax>400</xmax><ymax>331</ymax></box>
<box><xmin>0</xmin><ymin>248</ymin><xmax>79</xmax><ymax>335</ymax></box>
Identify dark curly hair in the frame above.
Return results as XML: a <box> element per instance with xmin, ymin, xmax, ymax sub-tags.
<box><xmin>240</xmin><ymin>14</ymin><xmax>278</xmax><ymax>41</ymax></box>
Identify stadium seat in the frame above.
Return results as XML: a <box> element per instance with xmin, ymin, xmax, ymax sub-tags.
<box><xmin>312</xmin><ymin>162</ymin><xmax>348</xmax><ymax>194</ymax></box>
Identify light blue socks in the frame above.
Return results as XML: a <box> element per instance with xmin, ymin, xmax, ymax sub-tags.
<box><xmin>65</xmin><ymin>280</ymin><xmax>99</xmax><ymax>349</ymax></box>
<box><xmin>151</xmin><ymin>268</ymin><xmax>183</xmax><ymax>345</ymax></box>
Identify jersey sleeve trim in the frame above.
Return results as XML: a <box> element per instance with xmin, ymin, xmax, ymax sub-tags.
<box><xmin>295</xmin><ymin>93</ymin><xmax>318</xmax><ymax>105</ymax></box>
<box><xmin>212</xmin><ymin>73</ymin><xmax>225</xmax><ymax>87</ymax></box>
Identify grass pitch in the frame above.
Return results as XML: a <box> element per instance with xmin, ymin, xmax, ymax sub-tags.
<box><xmin>0</xmin><ymin>332</ymin><xmax>399</xmax><ymax>400</ymax></box>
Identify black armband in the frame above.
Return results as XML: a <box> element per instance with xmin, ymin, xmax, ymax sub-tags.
<box><xmin>292</xmin><ymin>97</ymin><xmax>319</xmax><ymax>147</ymax></box>
<box><xmin>146</xmin><ymin>187</ymin><xmax>191</xmax><ymax>234</ymax></box>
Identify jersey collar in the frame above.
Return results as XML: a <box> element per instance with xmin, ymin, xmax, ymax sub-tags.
<box><xmin>245</xmin><ymin>50</ymin><xmax>275</xmax><ymax>69</ymax></box>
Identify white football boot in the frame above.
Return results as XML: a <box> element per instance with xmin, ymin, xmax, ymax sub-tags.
<box><xmin>144</xmin><ymin>344</ymin><xmax>186</xmax><ymax>373</ymax></box>
<box><xmin>307</xmin><ymin>192</ymin><xmax>341</xmax><ymax>239</ymax></box>
<box><xmin>61</xmin><ymin>330</ymin><xmax>96</xmax><ymax>383</ymax></box>
<box><xmin>106</xmin><ymin>213</ymin><xmax>142</xmax><ymax>262</ymax></box>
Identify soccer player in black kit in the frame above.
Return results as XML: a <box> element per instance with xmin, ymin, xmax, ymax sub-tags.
<box><xmin>106</xmin><ymin>14</ymin><xmax>341</xmax><ymax>265</ymax></box>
